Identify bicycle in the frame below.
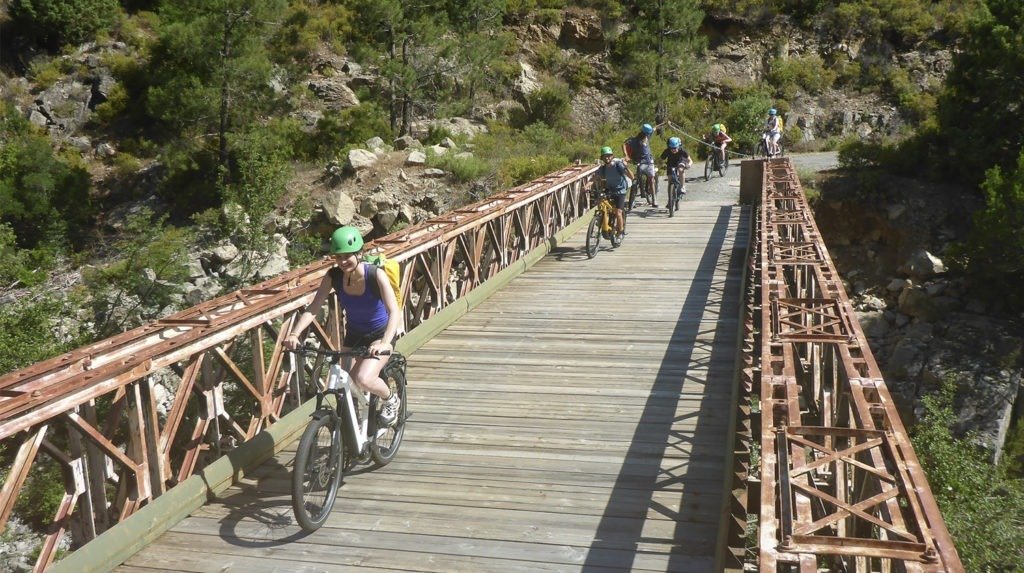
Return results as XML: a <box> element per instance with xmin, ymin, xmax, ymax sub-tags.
<box><xmin>704</xmin><ymin>145</ymin><xmax>729</xmax><ymax>181</ymax></box>
<box><xmin>290</xmin><ymin>344</ymin><xmax>408</xmax><ymax>531</ymax></box>
<box><xmin>756</xmin><ymin>131</ymin><xmax>784</xmax><ymax>160</ymax></box>
<box><xmin>666</xmin><ymin>163</ymin><xmax>689</xmax><ymax>218</ymax></box>
<box><xmin>586</xmin><ymin>189</ymin><xmax>624</xmax><ymax>258</ymax></box>
<box><xmin>627</xmin><ymin>164</ymin><xmax>656</xmax><ymax>211</ymax></box>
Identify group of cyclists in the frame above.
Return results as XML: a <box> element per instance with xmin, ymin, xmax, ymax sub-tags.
<box><xmin>597</xmin><ymin>108</ymin><xmax>783</xmax><ymax>238</ymax></box>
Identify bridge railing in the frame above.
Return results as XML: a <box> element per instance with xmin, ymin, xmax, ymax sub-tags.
<box><xmin>0</xmin><ymin>163</ymin><xmax>597</xmax><ymax>571</ymax></box>
<box><xmin>728</xmin><ymin>158</ymin><xmax>963</xmax><ymax>572</ymax></box>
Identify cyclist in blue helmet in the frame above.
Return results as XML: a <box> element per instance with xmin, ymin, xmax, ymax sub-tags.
<box><xmin>659</xmin><ymin>136</ymin><xmax>692</xmax><ymax>211</ymax></box>
<box><xmin>623</xmin><ymin>122</ymin><xmax>659</xmax><ymax>207</ymax></box>
<box><xmin>764</xmin><ymin>108</ymin><xmax>783</xmax><ymax>157</ymax></box>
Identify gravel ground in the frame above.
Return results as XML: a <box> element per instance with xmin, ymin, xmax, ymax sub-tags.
<box><xmin>643</xmin><ymin>151</ymin><xmax>840</xmax><ymax>209</ymax></box>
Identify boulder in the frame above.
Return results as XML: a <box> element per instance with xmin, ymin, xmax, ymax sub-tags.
<box><xmin>307</xmin><ymin>78</ymin><xmax>360</xmax><ymax>109</ymax></box>
<box><xmin>322</xmin><ymin>191</ymin><xmax>356</xmax><ymax>226</ymax></box>
<box><xmin>898</xmin><ymin>287</ymin><xmax>935</xmax><ymax>319</ymax></box>
<box><xmin>394</xmin><ymin>135</ymin><xmax>421</xmax><ymax>150</ymax></box>
<box><xmin>406</xmin><ymin>150</ymin><xmax>427</xmax><ymax>166</ymax></box>
<box><xmin>347</xmin><ymin>149</ymin><xmax>378</xmax><ymax>170</ymax></box>
<box><xmin>899</xmin><ymin>249</ymin><xmax>945</xmax><ymax>279</ymax></box>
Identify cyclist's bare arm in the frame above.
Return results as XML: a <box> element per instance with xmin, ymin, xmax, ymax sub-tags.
<box><xmin>285</xmin><ymin>274</ymin><xmax>334</xmax><ymax>349</ymax></box>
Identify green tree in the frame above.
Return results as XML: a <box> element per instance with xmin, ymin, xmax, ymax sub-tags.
<box><xmin>84</xmin><ymin>209</ymin><xmax>192</xmax><ymax>337</ymax></box>
<box><xmin>0</xmin><ymin>102</ymin><xmax>93</xmax><ymax>251</ymax></box>
<box><xmin>147</xmin><ymin>0</ymin><xmax>287</xmax><ymax>210</ymax></box>
<box><xmin>0</xmin><ymin>296</ymin><xmax>88</xmax><ymax>374</ymax></box>
<box><xmin>8</xmin><ymin>0</ymin><xmax>121</xmax><ymax>48</ymax></box>
<box><xmin>934</xmin><ymin>0</ymin><xmax>1023</xmax><ymax>186</ymax></box>
<box><xmin>217</xmin><ymin>126</ymin><xmax>292</xmax><ymax>286</ymax></box>
<box><xmin>616</xmin><ymin>0</ymin><xmax>705</xmax><ymax>123</ymax></box>
<box><xmin>958</xmin><ymin>150</ymin><xmax>1024</xmax><ymax>311</ymax></box>
<box><xmin>912</xmin><ymin>380</ymin><xmax>1024</xmax><ymax>570</ymax></box>
<box><xmin>445</xmin><ymin>0</ymin><xmax>514</xmax><ymax>110</ymax></box>
<box><xmin>352</xmin><ymin>0</ymin><xmax>449</xmax><ymax>135</ymax></box>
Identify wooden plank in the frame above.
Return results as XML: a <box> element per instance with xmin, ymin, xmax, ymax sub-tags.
<box><xmin>113</xmin><ymin>198</ymin><xmax>748</xmax><ymax>573</ymax></box>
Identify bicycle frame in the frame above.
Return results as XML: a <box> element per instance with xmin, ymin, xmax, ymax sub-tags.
<box><xmin>321</xmin><ymin>362</ymin><xmax>374</xmax><ymax>455</ymax></box>
<box><xmin>292</xmin><ymin>350</ymin><xmax>377</xmax><ymax>457</ymax></box>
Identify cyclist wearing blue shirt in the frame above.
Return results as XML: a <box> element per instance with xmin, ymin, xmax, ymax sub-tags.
<box><xmin>623</xmin><ymin>123</ymin><xmax>659</xmax><ymax>207</ymax></box>
<box><xmin>597</xmin><ymin>146</ymin><xmax>633</xmax><ymax>237</ymax></box>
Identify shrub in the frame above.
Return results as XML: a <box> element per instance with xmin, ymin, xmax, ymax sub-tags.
<box><xmin>0</xmin><ymin>102</ymin><xmax>94</xmax><ymax>250</ymax></box>
<box><xmin>10</xmin><ymin>0</ymin><xmax>122</xmax><ymax>48</ymax></box>
<box><xmin>958</xmin><ymin>149</ymin><xmax>1024</xmax><ymax>312</ymax></box>
<box><xmin>0</xmin><ymin>295</ymin><xmax>87</xmax><ymax>374</ymax></box>
<box><xmin>912</xmin><ymin>379</ymin><xmax>1024</xmax><ymax>570</ymax></box>
<box><xmin>429</xmin><ymin>153</ymin><xmax>491</xmax><ymax>183</ymax></box>
<box><xmin>767</xmin><ymin>55</ymin><xmax>836</xmax><ymax>99</ymax></box>
<box><xmin>518</xmin><ymin>81</ymin><xmax>572</xmax><ymax>129</ymax></box>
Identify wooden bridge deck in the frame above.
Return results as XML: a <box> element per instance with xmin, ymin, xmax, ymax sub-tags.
<box><xmin>114</xmin><ymin>198</ymin><xmax>750</xmax><ymax>573</ymax></box>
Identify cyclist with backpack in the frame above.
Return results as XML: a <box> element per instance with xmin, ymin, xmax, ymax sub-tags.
<box><xmin>764</xmin><ymin>109</ymin><xmax>783</xmax><ymax>156</ymax></box>
<box><xmin>598</xmin><ymin>146</ymin><xmax>634</xmax><ymax>237</ymax></box>
<box><xmin>659</xmin><ymin>136</ymin><xmax>692</xmax><ymax>208</ymax></box>
<box><xmin>283</xmin><ymin>226</ymin><xmax>402</xmax><ymax>423</ymax></box>
<box><xmin>707</xmin><ymin>123</ymin><xmax>732</xmax><ymax>168</ymax></box>
<box><xmin>623</xmin><ymin>123</ymin><xmax>659</xmax><ymax>207</ymax></box>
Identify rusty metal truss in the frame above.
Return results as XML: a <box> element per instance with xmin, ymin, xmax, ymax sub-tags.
<box><xmin>0</xmin><ymin>163</ymin><xmax>597</xmax><ymax>571</ymax></box>
<box><xmin>741</xmin><ymin>158</ymin><xmax>963</xmax><ymax>572</ymax></box>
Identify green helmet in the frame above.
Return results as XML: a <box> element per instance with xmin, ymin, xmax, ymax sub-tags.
<box><xmin>329</xmin><ymin>226</ymin><xmax>364</xmax><ymax>254</ymax></box>
<box><xmin>600</xmin><ymin>146</ymin><xmax>614</xmax><ymax>156</ymax></box>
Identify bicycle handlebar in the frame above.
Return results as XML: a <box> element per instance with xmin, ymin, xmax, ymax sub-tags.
<box><xmin>293</xmin><ymin>344</ymin><xmax>391</xmax><ymax>360</ymax></box>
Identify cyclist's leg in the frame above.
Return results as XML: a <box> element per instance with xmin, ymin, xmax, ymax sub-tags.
<box><xmin>771</xmin><ymin>132</ymin><xmax>781</xmax><ymax>155</ymax></box>
<box><xmin>611</xmin><ymin>193</ymin><xmax>626</xmax><ymax>233</ymax></box>
<box><xmin>349</xmin><ymin>356</ymin><xmax>390</xmax><ymax>399</ymax></box>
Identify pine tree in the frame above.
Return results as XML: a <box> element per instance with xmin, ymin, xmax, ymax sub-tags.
<box><xmin>616</xmin><ymin>0</ymin><xmax>705</xmax><ymax>124</ymax></box>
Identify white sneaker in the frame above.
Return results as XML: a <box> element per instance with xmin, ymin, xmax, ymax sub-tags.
<box><xmin>380</xmin><ymin>392</ymin><xmax>401</xmax><ymax>425</ymax></box>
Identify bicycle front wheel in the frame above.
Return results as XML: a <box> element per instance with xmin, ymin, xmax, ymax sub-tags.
<box><xmin>585</xmin><ymin>214</ymin><xmax>602</xmax><ymax>258</ymax></box>
<box><xmin>756</xmin><ymin>141</ymin><xmax>768</xmax><ymax>160</ymax></box>
<box><xmin>371</xmin><ymin>361</ymin><xmax>408</xmax><ymax>466</ymax></box>
<box><xmin>292</xmin><ymin>413</ymin><xmax>344</xmax><ymax>531</ymax></box>
<box><xmin>704</xmin><ymin>155</ymin><xmax>714</xmax><ymax>181</ymax></box>
<box><xmin>667</xmin><ymin>181</ymin><xmax>677</xmax><ymax>217</ymax></box>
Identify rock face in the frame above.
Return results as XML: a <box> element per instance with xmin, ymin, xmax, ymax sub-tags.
<box><xmin>816</xmin><ymin>173</ymin><xmax>1023</xmax><ymax>462</ymax></box>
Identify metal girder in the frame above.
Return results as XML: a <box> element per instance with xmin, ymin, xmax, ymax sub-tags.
<box><xmin>747</xmin><ymin>157</ymin><xmax>962</xmax><ymax>572</ymax></box>
<box><xmin>0</xmin><ymin>163</ymin><xmax>597</xmax><ymax>571</ymax></box>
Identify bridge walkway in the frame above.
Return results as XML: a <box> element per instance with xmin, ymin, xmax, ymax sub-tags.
<box><xmin>113</xmin><ymin>198</ymin><xmax>751</xmax><ymax>572</ymax></box>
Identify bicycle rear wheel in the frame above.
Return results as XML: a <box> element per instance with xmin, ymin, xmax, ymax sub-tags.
<box><xmin>585</xmin><ymin>213</ymin><xmax>602</xmax><ymax>258</ymax></box>
<box><xmin>371</xmin><ymin>359</ymin><xmax>407</xmax><ymax>466</ymax></box>
<box><xmin>292</xmin><ymin>412</ymin><xmax>343</xmax><ymax>531</ymax></box>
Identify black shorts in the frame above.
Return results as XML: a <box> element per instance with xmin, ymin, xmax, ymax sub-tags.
<box><xmin>344</xmin><ymin>325</ymin><xmax>396</xmax><ymax>348</ymax></box>
<box><xmin>605</xmin><ymin>190</ymin><xmax>626</xmax><ymax>210</ymax></box>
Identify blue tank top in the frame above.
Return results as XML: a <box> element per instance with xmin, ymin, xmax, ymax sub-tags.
<box><xmin>334</xmin><ymin>264</ymin><xmax>389</xmax><ymax>335</ymax></box>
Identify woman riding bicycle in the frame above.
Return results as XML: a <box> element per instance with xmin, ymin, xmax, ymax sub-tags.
<box><xmin>597</xmin><ymin>146</ymin><xmax>633</xmax><ymax>236</ymax></box>
<box><xmin>659</xmin><ymin>136</ymin><xmax>692</xmax><ymax>202</ymax></box>
<box><xmin>623</xmin><ymin>123</ymin><xmax>658</xmax><ymax>207</ymax></box>
<box><xmin>284</xmin><ymin>226</ymin><xmax>402</xmax><ymax>423</ymax></box>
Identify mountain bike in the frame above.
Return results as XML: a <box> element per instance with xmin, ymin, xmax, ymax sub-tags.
<box><xmin>627</xmin><ymin>164</ymin><xmax>656</xmax><ymax>211</ymax></box>
<box><xmin>586</xmin><ymin>189</ymin><xmax>624</xmax><ymax>257</ymax></box>
<box><xmin>756</xmin><ymin>131</ymin><xmax>784</xmax><ymax>159</ymax></box>
<box><xmin>666</xmin><ymin>163</ymin><xmax>689</xmax><ymax>218</ymax></box>
<box><xmin>290</xmin><ymin>344</ymin><xmax>408</xmax><ymax>531</ymax></box>
<box><xmin>704</xmin><ymin>145</ymin><xmax>728</xmax><ymax>181</ymax></box>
